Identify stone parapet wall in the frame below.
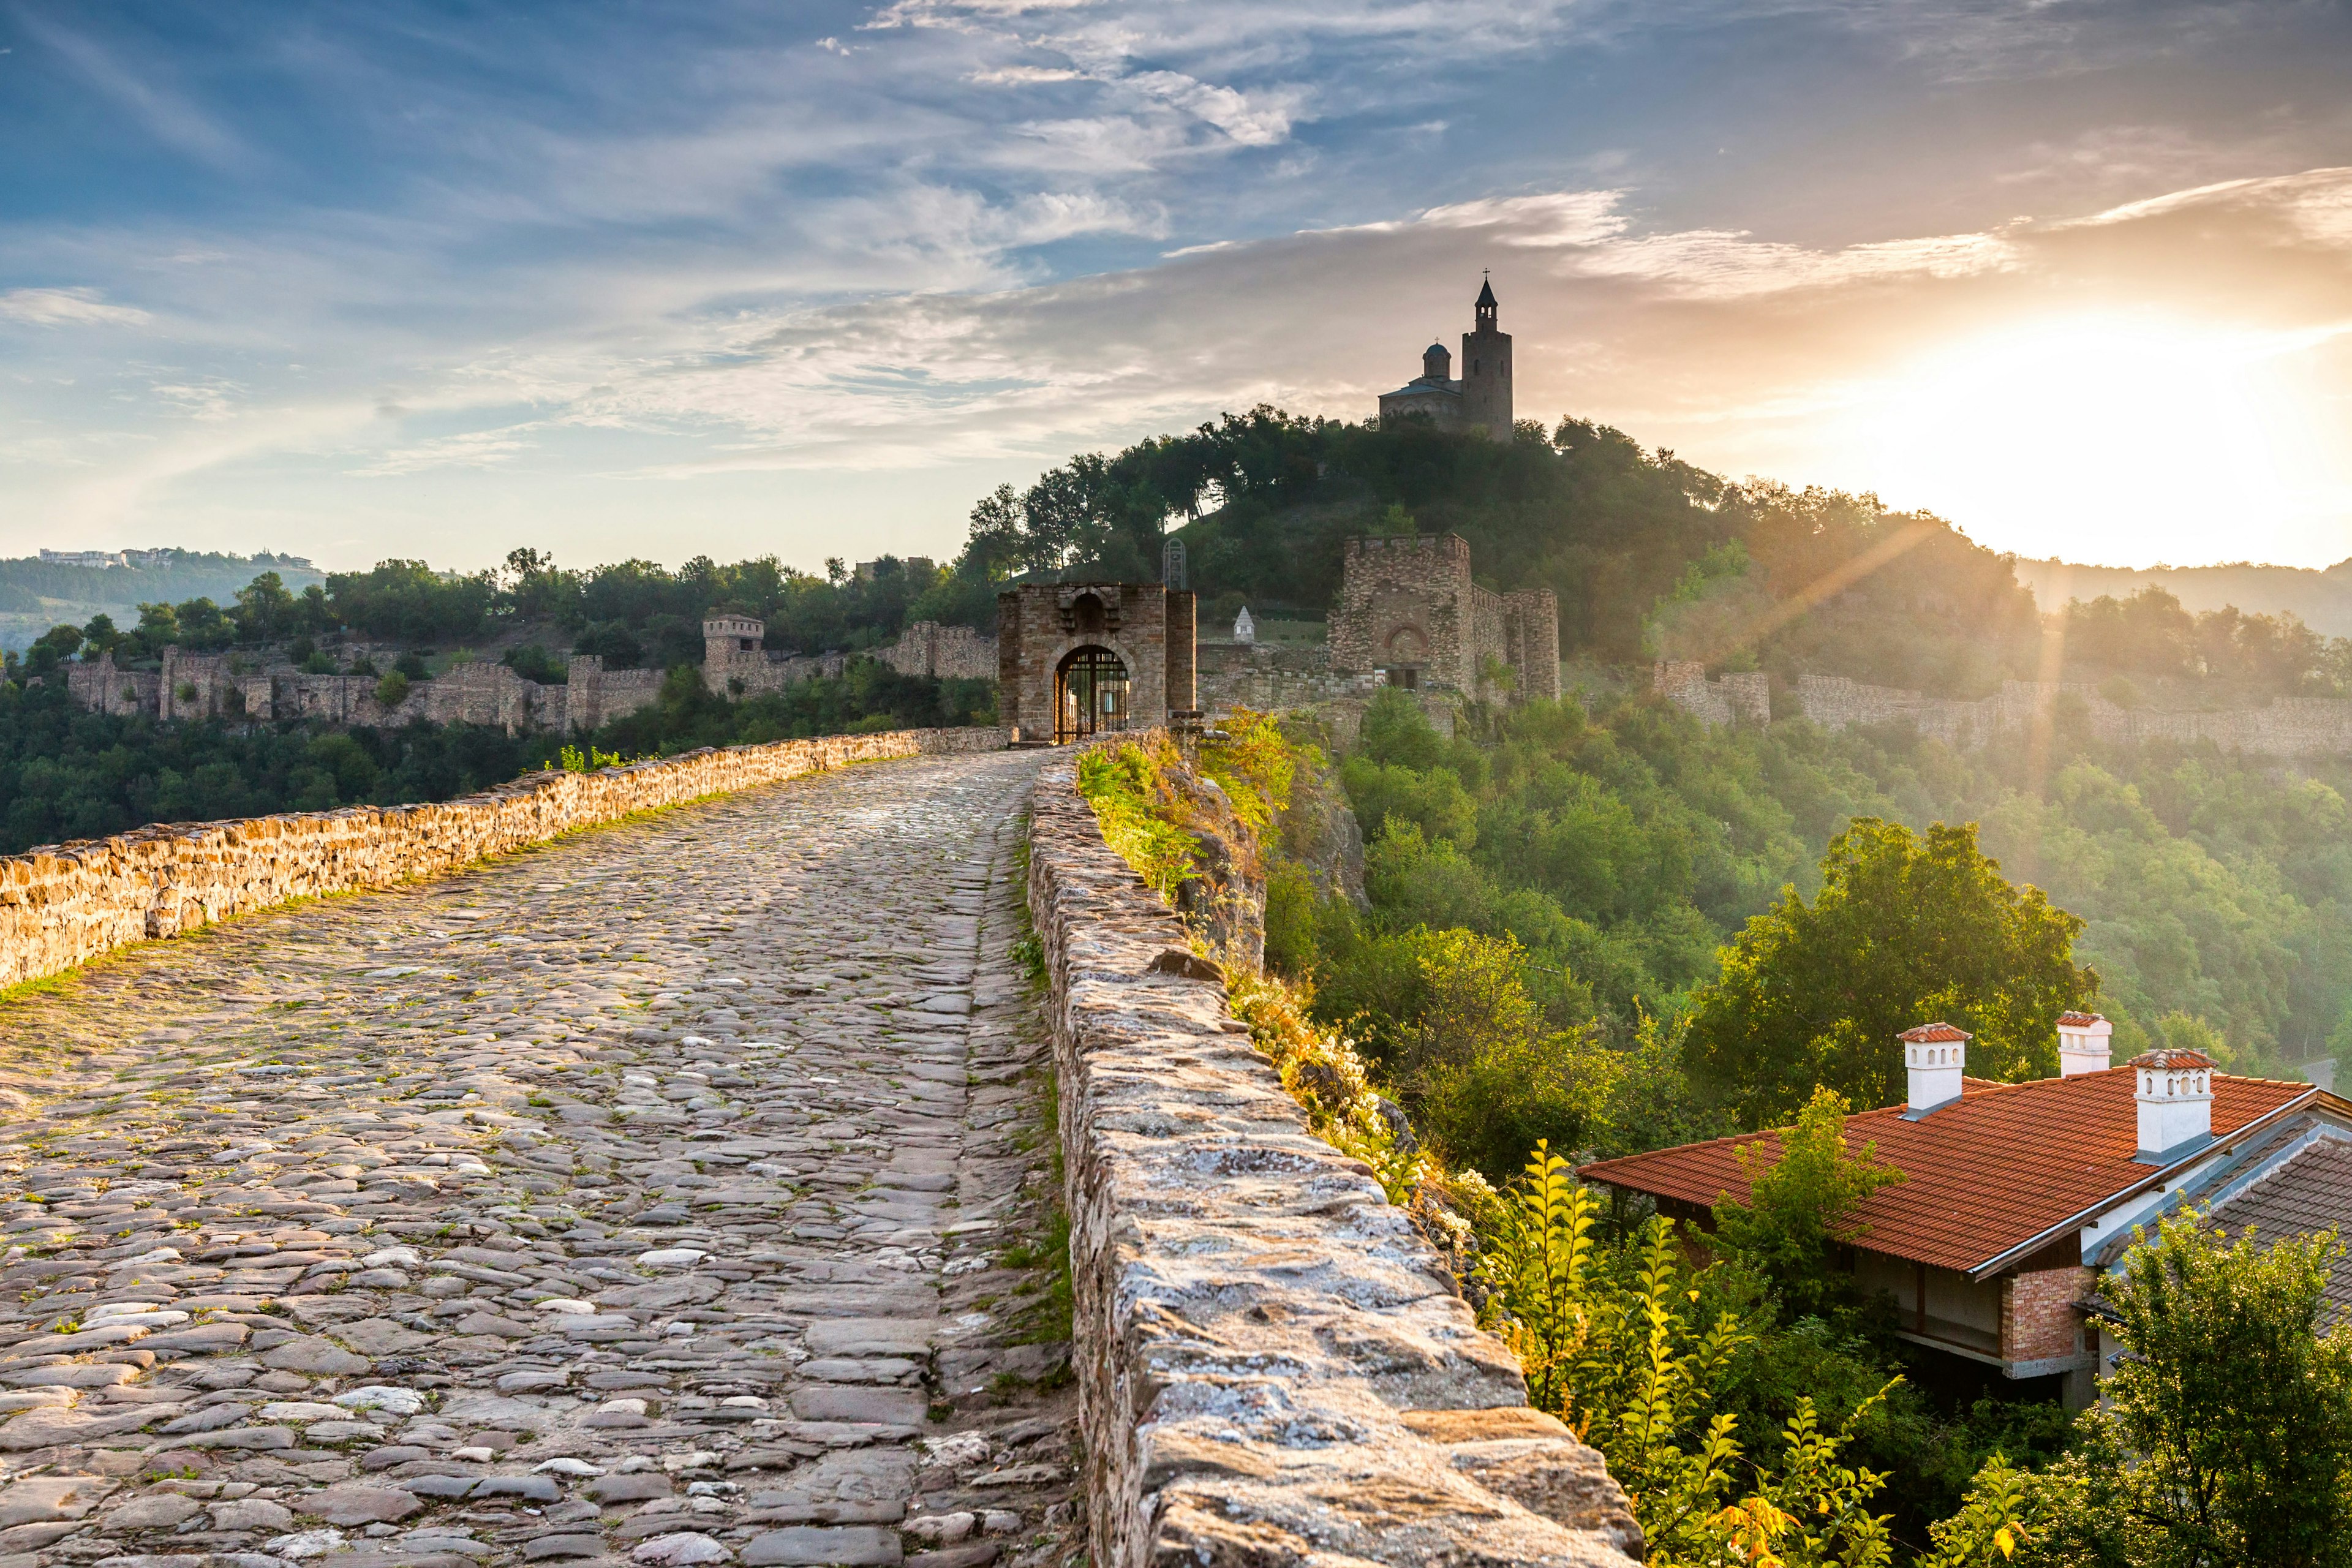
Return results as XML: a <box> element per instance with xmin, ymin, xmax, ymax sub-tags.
<box><xmin>1027</xmin><ymin>748</ymin><xmax>1639</xmax><ymax>1568</ymax></box>
<box><xmin>0</xmin><ymin>725</ymin><xmax>1006</xmax><ymax>990</ymax></box>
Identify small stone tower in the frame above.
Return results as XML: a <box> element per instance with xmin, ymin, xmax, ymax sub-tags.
<box><xmin>1460</xmin><ymin>274</ymin><xmax>1512</xmax><ymax>440</ymax></box>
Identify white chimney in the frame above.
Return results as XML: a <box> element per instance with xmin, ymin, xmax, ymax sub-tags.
<box><xmin>2057</xmin><ymin>1011</ymin><xmax>2114</xmax><ymax>1077</ymax></box>
<box><xmin>1899</xmin><ymin>1022</ymin><xmax>1970</xmax><ymax>1115</ymax></box>
<box><xmin>2133</xmin><ymin>1049</ymin><xmax>2215</xmax><ymax>1158</ymax></box>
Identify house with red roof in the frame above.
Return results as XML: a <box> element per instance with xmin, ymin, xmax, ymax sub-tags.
<box><xmin>1580</xmin><ymin>1012</ymin><xmax>2352</xmax><ymax>1404</ymax></box>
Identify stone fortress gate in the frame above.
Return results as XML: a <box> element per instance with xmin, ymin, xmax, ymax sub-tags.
<box><xmin>992</xmin><ymin>582</ymin><xmax>1197</xmax><ymax>745</ymax></box>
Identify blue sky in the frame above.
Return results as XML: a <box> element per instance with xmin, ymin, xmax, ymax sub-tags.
<box><xmin>6</xmin><ymin>0</ymin><xmax>2352</xmax><ymax>573</ymax></box>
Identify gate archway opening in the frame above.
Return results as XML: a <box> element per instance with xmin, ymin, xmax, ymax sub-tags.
<box><xmin>1056</xmin><ymin>646</ymin><xmax>1130</xmax><ymax>744</ymax></box>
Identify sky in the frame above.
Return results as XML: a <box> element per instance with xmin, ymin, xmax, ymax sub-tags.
<box><xmin>5</xmin><ymin>1</ymin><xmax>2351</xmax><ymax>576</ymax></box>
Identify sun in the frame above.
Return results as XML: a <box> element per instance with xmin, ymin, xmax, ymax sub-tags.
<box><xmin>1844</xmin><ymin>315</ymin><xmax>2345</xmax><ymax>566</ymax></box>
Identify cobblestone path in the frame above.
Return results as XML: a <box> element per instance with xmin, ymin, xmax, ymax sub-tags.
<box><xmin>0</xmin><ymin>749</ymin><xmax>1079</xmax><ymax>1568</ymax></box>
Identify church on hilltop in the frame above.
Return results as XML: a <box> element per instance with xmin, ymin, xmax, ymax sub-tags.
<box><xmin>1376</xmin><ymin>276</ymin><xmax>1513</xmax><ymax>439</ymax></box>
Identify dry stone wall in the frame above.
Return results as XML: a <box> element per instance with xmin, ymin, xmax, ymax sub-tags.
<box><xmin>1027</xmin><ymin>748</ymin><xmax>1640</xmax><ymax>1568</ymax></box>
<box><xmin>0</xmin><ymin>725</ymin><xmax>1005</xmax><ymax>990</ymax></box>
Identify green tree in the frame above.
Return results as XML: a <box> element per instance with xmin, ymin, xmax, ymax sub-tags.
<box><xmin>1711</xmin><ymin>1087</ymin><xmax>1905</xmax><ymax>1321</ymax></box>
<box><xmin>232</xmin><ymin>571</ymin><xmax>296</xmax><ymax>643</ymax></box>
<box><xmin>1684</xmin><ymin>818</ymin><xmax>2096</xmax><ymax>1123</ymax></box>
<box><xmin>2029</xmin><ymin>1213</ymin><xmax>2352</xmax><ymax>1568</ymax></box>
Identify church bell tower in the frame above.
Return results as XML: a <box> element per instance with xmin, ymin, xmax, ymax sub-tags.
<box><xmin>1459</xmin><ymin>273</ymin><xmax>1512</xmax><ymax>440</ymax></box>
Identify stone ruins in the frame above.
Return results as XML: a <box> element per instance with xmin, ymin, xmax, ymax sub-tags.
<box><xmin>702</xmin><ymin>619</ymin><xmax>995</xmax><ymax>701</ymax></box>
<box><xmin>69</xmin><ymin>649</ymin><xmax>667</xmax><ymax>736</ymax></box>
<box><xmin>993</xmin><ymin>582</ymin><xmax>1196</xmax><ymax>745</ymax></box>
<box><xmin>61</xmin><ymin>532</ymin><xmax>1564</xmax><ymax>748</ymax></box>
<box><xmin>63</xmin><ymin>618</ymin><xmax>999</xmax><ymax>737</ymax></box>
<box><xmin>1655</xmin><ymin>659</ymin><xmax>2352</xmax><ymax>758</ymax></box>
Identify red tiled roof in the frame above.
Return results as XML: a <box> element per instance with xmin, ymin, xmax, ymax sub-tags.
<box><xmin>2127</xmin><ymin>1049</ymin><xmax>2215</xmax><ymax>1071</ymax></box>
<box><xmin>2057</xmin><ymin>1011</ymin><xmax>2106</xmax><ymax>1028</ymax></box>
<box><xmin>1898</xmin><ymin>1022</ymin><xmax>1970</xmax><ymax>1043</ymax></box>
<box><xmin>1580</xmin><ymin>1069</ymin><xmax>2315</xmax><ymax>1276</ymax></box>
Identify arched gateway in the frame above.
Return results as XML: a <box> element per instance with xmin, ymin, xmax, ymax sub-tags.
<box><xmin>995</xmin><ymin>581</ymin><xmax>1197</xmax><ymax>745</ymax></box>
<box><xmin>1055</xmin><ymin>646</ymin><xmax>1130</xmax><ymax>744</ymax></box>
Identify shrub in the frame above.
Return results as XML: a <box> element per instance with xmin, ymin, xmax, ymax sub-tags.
<box><xmin>374</xmin><ymin>672</ymin><xmax>410</xmax><ymax>707</ymax></box>
<box><xmin>1074</xmin><ymin>738</ymin><xmax>1199</xmax><ymax>899</ymax></box>
<box><xmin>1710</xmin><ymin>1086</ymin><xmax>1905</xmax><ymax>1322</ymax></box>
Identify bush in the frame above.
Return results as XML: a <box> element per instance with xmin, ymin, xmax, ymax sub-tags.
<box><xmin>571</xmin><ymin>620</ymin><xmax>642</xmax><ymax>670</ymax></box>
<box><xmin>374</xmin><ymin>673</ymin><xmax>410</xmax><ymax>707</ymax></box>
<box><xmin>502</xmin><ymin>643</ymin><xmax>567</xmax><ymax>684</ymax></box>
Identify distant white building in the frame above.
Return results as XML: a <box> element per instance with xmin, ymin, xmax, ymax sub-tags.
<box><xmin>1233</xmin><ymin>606</ymin><xmax>1256</xmax><ymax>644</ymax></box>
<box><xmin>40</xmin><ymin>549</ymin><xmax>126</xmax><ymax>569</ymax></box>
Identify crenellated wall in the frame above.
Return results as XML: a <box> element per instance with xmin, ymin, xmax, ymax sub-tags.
<box><xmin>0</xmin><ymin>725</ymin><xmax>1005</xmax><ymax>990</ymax></box>
<box><xmin>1027</xmin><ymin>745</ymin><xmax>1640</xmax><ymax>1568</ymax></box>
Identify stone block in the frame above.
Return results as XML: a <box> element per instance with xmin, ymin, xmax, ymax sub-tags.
<box><xmin>741</xmin><ymin>1525</ymin><xmax>902</xmax><ymax>1566</ymax></box>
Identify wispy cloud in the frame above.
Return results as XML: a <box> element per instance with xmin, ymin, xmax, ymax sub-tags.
<box><xmin>13</xmin><ymin>9</ymin><xmax>257</xmax><ymax>173</ymax></box>
<box><xmin>0</xmin><ymin>288</ymin><xmax>154</xmax><ymax>327</ymax></box>
<box><xmin>2</xmin><ymin>0</ymin><xmax>2346</xmax><ymax>568</ymax></box>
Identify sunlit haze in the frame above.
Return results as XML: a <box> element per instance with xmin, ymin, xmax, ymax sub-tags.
<box><xmin>6</xmin><ymin>3</ymin><xmax>2352</xmax><ymax>571</ymax></box>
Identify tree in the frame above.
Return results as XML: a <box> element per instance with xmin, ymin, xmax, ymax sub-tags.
<box><xmin>2027</xmin><ymin>1213</ymin><xmax>2352</xmax><ymax>1568</ymax></box>
<box><xmin>1711</xmin><ymin>1087</ymin><xmax>1905</xmax><ymax>1321</ymax></box>
<box><xmin>1684</xmin><ymin>818</ymin><xmax>2095</xmax><ymax>1123</ymax></box>
<box><xmin>232</xmin><ymin>571</ymin><xmax>296</xmax><ymax>643</ymax></box>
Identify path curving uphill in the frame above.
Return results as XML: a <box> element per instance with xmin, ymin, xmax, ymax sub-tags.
<box><xmin>0</xmin><ymin>748</ymin><xmax>1077</xmax><ymax>1568</ymax></box>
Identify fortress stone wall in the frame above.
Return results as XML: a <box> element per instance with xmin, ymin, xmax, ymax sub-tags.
<box><xmin>879</xmin><ymin>619</ymin><xmax>997</xmax><ymax>682</ymax></box>
<box><xmin>1653</xmin><ymin>662</ymin><xmax>2352</xmax><ymax>758</ymax></box>
<box><xmin>63</xmin><ymin>614</ymin><xmax>997</xmax><ymax>735</ymax></box>
<box><xmin>1194</xmin><ymin>639</ymin><xmax>1370</xmax><ymax>714</ymax></box>
<box><xmin>67</xmin><ymin>650</ymin><xmax>666</xmax><ymax>734</ymax></box>
<box><xmin>1653</xmin><ymin>660</ymin><xmax>1770</xmax><ymax>726</ymax></box>
<box><xmin>1028</xmin><ymin>745</ymin><xmax>1638</xmax><ymax>1567</ymax></box>
<box><xmin>0</xmin><ymin>724</ymin><xmax>1005</xmax><ymax>990</ymax></box>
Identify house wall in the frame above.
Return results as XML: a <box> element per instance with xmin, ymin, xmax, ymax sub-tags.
<box><xmin>1856</xmin><ymin>1252</ymin><xmax>2002</xmax><ymax>1358</ymax></box>
<box><xmin>2002</xmin><ymin>1267</ymin><xmax>2094</xmax><ymax>1370</ymax></box>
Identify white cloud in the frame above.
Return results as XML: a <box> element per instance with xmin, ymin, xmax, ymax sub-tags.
<box><xmin>0</xmin><ymin>288</ymin><xmax>154</xmax><ymax>327</ymax></box>
<box><xmin>969</xmin><ymin>64</ymin><xmax>1084</xmax><ymax>84</ymax></box>
<box><xmin>352</xmin><ymin>426</ymin><xmax>543</xmax><ymax>478</ymax></box>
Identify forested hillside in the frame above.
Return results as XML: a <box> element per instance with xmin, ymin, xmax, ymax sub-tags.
<box><xmin>1287</xmin><ymin>686</ymin><xmax>2352</xmax><ymax>1159</ymax></box>
<box><xmin>0</xmin><ymin>550</ymin><xmax>320</xmax><ymax>655</ymax></box>
<box><xmin>12</xmin><ymin>410</ymin><xmax>2352</xmax><ymax>1088</ymax></box>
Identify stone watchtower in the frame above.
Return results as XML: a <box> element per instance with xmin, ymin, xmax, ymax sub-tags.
<box><xmin>1460</xmin><ymin>274</ymin><xmax>1512</xmax><ymax>439</ymax></box>
<box><xmin>1329</xmin><ymin>533</ymin><xmax>1559</xmax><ymax>703</ymax></box>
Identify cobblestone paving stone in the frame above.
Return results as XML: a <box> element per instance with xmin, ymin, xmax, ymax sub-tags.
<box><xmin>0</xmin><ymin>750</ymin><xmax>1079</xmax><ymax>1568</ymax></box>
